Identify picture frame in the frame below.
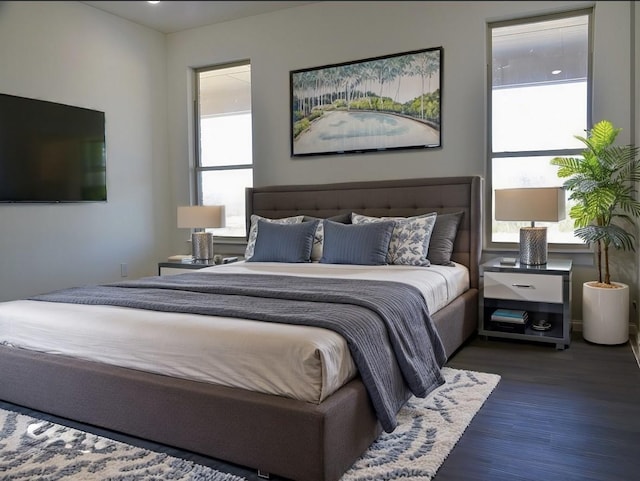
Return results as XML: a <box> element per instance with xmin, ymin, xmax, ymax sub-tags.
<box><xmin>290</xmin><ymin>46</ymin><xmax>442</xmax><ymax>157</ymax></box>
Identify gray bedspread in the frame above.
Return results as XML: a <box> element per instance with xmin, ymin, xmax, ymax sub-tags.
<box><xmin>31</xmin><ymin>272</ymin><xmax>447</xmax><ymax>432</ymax></box>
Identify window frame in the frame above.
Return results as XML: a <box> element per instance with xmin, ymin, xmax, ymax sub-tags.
<box><xmin>193</xmin><ymin>61</ymin><xmax>253</xmax><ymax>241</ymax></box>
<box><xmin>485</xmin><ymin>8</ymin><xmax>593</xmax><ymax>253</ymax></box>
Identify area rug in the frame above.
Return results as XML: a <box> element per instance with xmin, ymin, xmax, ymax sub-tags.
<box><xmin>341</xmin><ymin>367</ymin><xmax>500</xmax><ymax>480</ymax></box>
<box><xmin>0</xmin><ymin>367</ymin><xmax>499</xmax><ymax>481</ymax></box>
<box><xmin>0</xmin><ymin>413</ymin><xmax>245</xmax><ymax>481</ymax></box>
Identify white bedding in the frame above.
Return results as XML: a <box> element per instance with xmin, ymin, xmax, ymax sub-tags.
<box><xmin>0</xmin><ymin>261</ymin><xmax>468</xmax><ymax>403</ymax></box>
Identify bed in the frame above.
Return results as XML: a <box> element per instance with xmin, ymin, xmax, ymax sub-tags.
<box><xmin>0</xmin><ymin>175</ymin><xmax>482</xmax><ymax>481</ymax></box>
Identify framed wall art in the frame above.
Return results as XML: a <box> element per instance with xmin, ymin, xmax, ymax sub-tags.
<box><xmin>290</xmin><ymin>46</ymin><xmax>442</xmax><ymax>157</ymax></box>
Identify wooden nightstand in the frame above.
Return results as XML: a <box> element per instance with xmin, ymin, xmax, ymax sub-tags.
<box><xmin>479</xmin><ymin>258</ymin><xmax>572</xmax><ymax>350</ymax></box>
<box><xmin>158</xmin><ymin>257</ymin><xmax>239</xmax><ymax>276</ymax></box>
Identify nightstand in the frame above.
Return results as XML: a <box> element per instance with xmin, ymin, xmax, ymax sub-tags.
<box><xmin>479</xmin><ymin>258</ymin><xmax>572</xmax><ymax>350</ymax></box>
<box><xmin>158</xmin><ymin>257</ymin><xmax>239</xmax><ymax>276</ymax></box>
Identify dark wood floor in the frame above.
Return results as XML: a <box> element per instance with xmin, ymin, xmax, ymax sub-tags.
<box><xmin>441</xmin><ymin>333</ymin><xmax>640</xmax><ymax>481</ymax></box>
<box><xmin>3</xmin><ymin>332</ymin><xmax>639</xmax><ymax>481</ymax></box>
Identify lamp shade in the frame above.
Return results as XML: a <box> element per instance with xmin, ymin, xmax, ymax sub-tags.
<box><xmin>177</xmin><ymin>205</ymin><xmax>224</xmax><ymax>229</ymax></box>
<box><xmin>495</xmin><ymin>187</ymin><xmax>566</xmax><ymax>222</ymax></box>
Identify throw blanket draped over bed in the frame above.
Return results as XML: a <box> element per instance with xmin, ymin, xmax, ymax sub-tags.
<box><xmin>31</xmin><ymin>273</ymin><xmax>447</xmax><ymax>432</ymax></box>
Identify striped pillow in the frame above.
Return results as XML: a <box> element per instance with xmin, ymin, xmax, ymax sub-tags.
<box><xmin>319</xmin><ymin>220</ymin><xmax>395</xmax><ymax>265</ymax></box>
<box><xmin>244</xmin><ymin>214</ymin><xmax>305</xmax><ymax>260</ymax></box>
<box><xmin>248</xmin><ymin>219</ymin><xmax>319</xmax><ymax>263</ymax></box>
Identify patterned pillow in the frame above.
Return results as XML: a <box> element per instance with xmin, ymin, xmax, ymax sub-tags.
<box><xmin>244</xmin><ymin>214</ymin><xmax>305</xmax><ymax>260</ymax></box>
<box><xmin>351</xmin><ymin>212</ymin><xmax>437</xmax><ymax>266</ymax></box>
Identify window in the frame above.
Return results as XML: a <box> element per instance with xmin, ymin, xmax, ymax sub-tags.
<box><xmin>195</xmin><ymin>62</ymin><xmax>253</xmax><ymax>238</ymax></box>
<box><xmin>489</xmin><ymin>10</ymin><xmax>592</xmax><ymax>246</ymax></box>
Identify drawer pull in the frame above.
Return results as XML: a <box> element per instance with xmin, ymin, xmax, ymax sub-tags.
<box><xmin>512</xmin><ymin>284</ymin><xmax>534</xmax><ymax>288</ymax></box>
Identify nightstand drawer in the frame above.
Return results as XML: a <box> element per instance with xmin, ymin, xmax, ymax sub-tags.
<box><xmin>484</xmin><ymin>271</ymin><xmax>563</xmax><ymax>303</ymax></box>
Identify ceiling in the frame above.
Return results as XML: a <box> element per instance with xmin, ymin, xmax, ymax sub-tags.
<box><xmin>81</xmin><ymin>1</ymin><xmax>317</xmax><ymax>34</ymax></box>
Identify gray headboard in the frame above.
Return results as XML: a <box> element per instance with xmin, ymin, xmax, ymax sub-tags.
<box><xmin>246</xmin><ymin>176</ymin><xmax>483</xmax><ymax>288</ymax></box>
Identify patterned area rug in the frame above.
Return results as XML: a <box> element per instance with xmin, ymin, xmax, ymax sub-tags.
<box><xmin>0</xmin><ymin>368</ymin><xmax>499</xmax><ymax>481</ymax></box>
<box><xmin>0</xmin><ymin>414</ymin><xmax>245</xmax><ymax>481</ymax></box>
<box><xmin>341</xmin><ymin>367</ymin><xmax>500</xmax><ymax>480</ymax></box>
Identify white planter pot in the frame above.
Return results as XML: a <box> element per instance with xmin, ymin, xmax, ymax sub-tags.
<box><xmin>582</xmin><ymin>281</ymin><xmax>629</xmax><ymax>345</ymax></box>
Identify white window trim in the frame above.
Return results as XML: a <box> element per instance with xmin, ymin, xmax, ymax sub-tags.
<box><xmin>485</xmin><ymin>8</ymin><xmax>593</xmax><ymax>254</ymax></box>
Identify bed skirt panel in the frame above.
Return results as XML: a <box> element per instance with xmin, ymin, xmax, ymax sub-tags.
<box><xmin>432</xmin><ymin>287</ymin><xmax>478</xmax><ymax>358</ymax></box>
<box><xmin>0</xmin><ymin>344</ymin><xmax>379</xmax><ymax>481</ymax></box>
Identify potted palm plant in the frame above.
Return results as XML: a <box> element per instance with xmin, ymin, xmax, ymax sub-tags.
<box><xmin>550</xmin><ymin>119</ymin><xmax>640</xmax><ymax>345</ymax></box>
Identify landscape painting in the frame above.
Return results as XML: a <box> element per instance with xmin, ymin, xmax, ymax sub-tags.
<box><xmin>290</xmin><ymin>47</ymin><xmax>442</xmax><ymax>157</ymax></box>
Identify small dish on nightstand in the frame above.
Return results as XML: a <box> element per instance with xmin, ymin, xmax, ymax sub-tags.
<box><xmin>531</xmin><ymin>320</ymin><xmax>551</xmax><ymax>331</ymax></box>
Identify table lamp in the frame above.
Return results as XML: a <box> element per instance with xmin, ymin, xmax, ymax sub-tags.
<box><xmin>177</xmin><ymin>205</ymin><xmax>225</xmax><ymax>261</ymax></box>
<box><xmin>494</xmin><ymin>187</ymin><xmax>566</xmax><ymax>265</ymax></box>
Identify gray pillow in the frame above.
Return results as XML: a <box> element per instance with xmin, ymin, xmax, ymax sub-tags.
<box><xmin>244</xmin><ymin>214</ymin><xmax>305</xmax><ymax>260</ymax></box>
<box><xmin>428</xmin><ymin>211</ymin><xmax>464</xmax><ymax>266</ymax></box>
<box><xmin>320</xmin><ymin>220</ymin><xmax>395</xmax><ymax>265</ymax></box>
<box><xmin>303</xmin><ymin>213</ymin><xmax>351</xmax><ymax>224</ymax></box>
<box><xmin>248</xmin><ymin>219</ymin><xmax>319</xmax><ymax>263</ymax></box>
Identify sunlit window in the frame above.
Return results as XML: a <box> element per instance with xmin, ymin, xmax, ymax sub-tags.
<box><xmin>489</xmin><ymin>10</ymin><xmax>591</xmax><ymax>245</ymax></box>
<box><xmin>195</xmin><ymin>63</ymin><xmax>253</xmax><ymax>238</ymax></box>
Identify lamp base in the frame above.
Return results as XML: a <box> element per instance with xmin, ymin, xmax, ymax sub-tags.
<box><xmin>519</xmin><ymin>227</ymin><xmax>547</xmax><ymax>265</ymax></box>
<box><xmin>191</xmin><ymin>232</ymin><xmax>214</xmax><ymax>261</ymax></box>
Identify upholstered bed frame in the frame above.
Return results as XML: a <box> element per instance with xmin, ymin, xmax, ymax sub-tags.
<box><xmin>0</xmin><ymin>176</ymin><xmax>482</xmax><ymax>481</ymax></box>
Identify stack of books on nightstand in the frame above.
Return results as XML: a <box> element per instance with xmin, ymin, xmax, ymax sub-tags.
<box><xmin>489</xmin><ymin>308</ymin><xmax>528</xmax><ymax>333</ymax></box>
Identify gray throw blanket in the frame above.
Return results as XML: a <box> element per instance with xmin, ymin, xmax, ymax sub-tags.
<box><xmin>31</xmin><ymin>272</ymin><xmax>447</xmax><ymax>432</ymax></box>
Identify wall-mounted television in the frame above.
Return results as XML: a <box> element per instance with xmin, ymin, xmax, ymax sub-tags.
<box><xmin>0</xmin><ymin>93</ymin><xmax>107</xmax><ymax>203</ymax></box>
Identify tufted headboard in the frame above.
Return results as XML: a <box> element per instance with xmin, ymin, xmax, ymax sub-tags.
<box><xmin>246</xmin><ymin>176</ymin><xmax>483</xmax><ymax>289</ymax></box>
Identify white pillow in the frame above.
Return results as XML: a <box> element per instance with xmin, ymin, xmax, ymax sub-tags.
<box><xmin>244</xmin><ymin>214</ymin><xmax>305</xmax><ymax>260</ymax></box>
<box><xmin>311</xmin><ymin>221</ymin><xmax>324</xmax><ymax>262</ymax></box>
<box><xmin>351</xmin><ymin>212</ymin><xmax>437</xmax><ymax>266</ymax></box>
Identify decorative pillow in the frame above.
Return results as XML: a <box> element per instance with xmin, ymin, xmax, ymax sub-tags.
<box><xmin>303</xmin><ymin>213</ymin><xmax>352</xmax><ymax>262</ymax></box>
<box><xmin>428</xmin><ymin>211</ymin><xmax>464</xmax><ymax>266</ymax></box>
<box><xmin>244</xmin><ymin>214</ymin><xmax>305</xmax><ymax>260</ymax></box>
<box><xmin>320</xmin><ymin>220</ymin><xmax>395</xmax><ymax>265</ymax></box>
<box><xmin>351</xmin><ymin>212</ymin><xmax>437</xmax><ymax>266</ymax></box>
<box><xmin>248</xmin><ymin>219</ymin><xmax>320</xmax><ymax>263</ymax></box>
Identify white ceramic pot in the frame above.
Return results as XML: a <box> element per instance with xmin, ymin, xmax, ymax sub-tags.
<box><xmin>582</xmin><ymin>281</ymin><xmax>629</xmax><ymax>345</ymax></box>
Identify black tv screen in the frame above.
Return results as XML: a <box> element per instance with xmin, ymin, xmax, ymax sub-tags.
<box><xmin>0</xmin><ymin>93</ymin><xmax>107</xmax><ymax>203</ymax></box>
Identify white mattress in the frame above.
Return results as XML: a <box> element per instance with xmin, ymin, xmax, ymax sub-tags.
<box><xmin>0</xmin><ymin>262</ymin><xmax>468</xmax><ymax>404</ymax></box>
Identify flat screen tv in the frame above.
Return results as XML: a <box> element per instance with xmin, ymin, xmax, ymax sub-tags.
<box><xmin>0</xmin><ymin>93</ymin><xmax>107</xmax><ymax>203</ymax></box>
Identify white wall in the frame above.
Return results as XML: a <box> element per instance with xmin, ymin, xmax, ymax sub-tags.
<box><xmin>0</xmin><ymin>1</ymin><xmax>169</xmax><ymax>301</ymax></box>
<box><xmin>165</xmin><ymin>1</ymin><xmax>637</xmax><ymax>320</ymax></box>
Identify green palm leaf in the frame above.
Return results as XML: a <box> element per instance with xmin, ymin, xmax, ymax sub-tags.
<box><xmin>550</xmin><ymin>120</ymin><xmax>640</xmax><ymax>285</ymax></box>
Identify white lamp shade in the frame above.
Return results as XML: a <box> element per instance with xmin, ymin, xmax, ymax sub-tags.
<box><xmin>177</xmin><ymin>205</ymin><xmax>225</xmax><ymax>229</ymax></box>
<box><xmin>495</xmin><ymin>188</ymin><xmax>566</xmax><ymax>222</ymax></box>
